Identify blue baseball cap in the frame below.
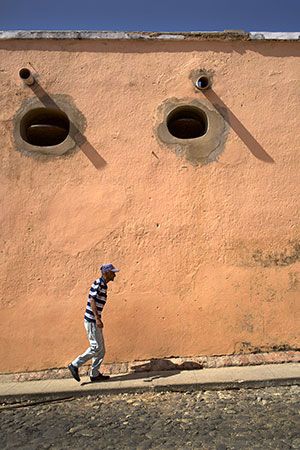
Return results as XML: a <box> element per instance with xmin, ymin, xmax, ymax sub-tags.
<box><xmin>100</xmin><ymin>264</ymin><xmax>119</xmax><ymax>273</ymax></box>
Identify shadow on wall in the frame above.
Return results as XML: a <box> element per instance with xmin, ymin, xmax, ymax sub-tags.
<box><xmin>80</xmin><ymin>359</ymin><xmax>203</xmax><ymax>386</ymax></box>
<box><xmin>106</xmin><ymin>359</ymin><xmax>202</xmax><ymax>383</ymax></box>
<box><xmin>29</xmin><ymin>81</ymin><xmax>107</xmax><ymax>170</ymax></box>
<box><xmin>203</xmin><ymin>89</ymin><xmax>275</xmax><ymax>163</ymax></box>
<box><xmin>130</xmin><ymin>358</ymin><xmax>203</xmax><ymax>372</ymax></box>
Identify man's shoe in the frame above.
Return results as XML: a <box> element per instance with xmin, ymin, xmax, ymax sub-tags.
<box><xmin>90</xmin><ymin>374</ymin><xmax>110</xmax><ymax>382</ymax></box>
<box><xmin>68</xmin><ymin>363</ymin><xmax>80</xmax><ymax>382</ymax></box>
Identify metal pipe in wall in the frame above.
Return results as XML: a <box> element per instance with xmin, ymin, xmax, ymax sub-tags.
<box><xmin>19</xmin><ymin>68</ymin><xmax>35</xmax><ymax>86</ymax></box>
<box><xmin>196</xmin><ymin>75</ymin><xmax>211</xmax><ymax>90</ymax></box>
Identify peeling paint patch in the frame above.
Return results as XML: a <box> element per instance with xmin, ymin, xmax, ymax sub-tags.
<box><xmin>288</xmin><ymin>272</ymin><xmax>300</xmax><ymax>291</ymax></box>
<box><xmin>234</xmin><ymin>342</ymin><xmax>254</xmax><ymax>353</ymax></box>
<box><xmin>253</xmin><ymin>241</ymin><xmax>300</xmax><ymax>267</ymax></box>
<box><xmin>263</xmin><ymin>287</ymin><xmax>283</xmax><ymax>303</ymax></box>
<box><xmin>242</xmin><ymin>314</ymin><xmax>255</xmax><ymax>333</ymax></box>
<box><xmin>235</xmin><ymin>342</ymin><xmax>299</xmax><ymax>354</ymax></box>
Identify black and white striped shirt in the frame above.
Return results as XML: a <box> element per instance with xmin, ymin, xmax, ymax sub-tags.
<box><xmin>84</xmin><ymin>276</ymin><xmax>107</xmax><ymax>323</ymax></box>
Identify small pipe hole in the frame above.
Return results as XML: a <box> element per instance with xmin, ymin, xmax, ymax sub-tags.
<box><xmin>196</xmin><ymin>76</ymin><xmax>210</xmax><ymax>90</ymax></box>
<box><xmin>19</xmin><ymin>68</ymin><xmax>31</xmax><ymax>80</ymax></box>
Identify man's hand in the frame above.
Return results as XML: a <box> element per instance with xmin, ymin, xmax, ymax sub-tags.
<box><xmin>96</xmin><ymin>318</ymin><xmax>103</xmax><ymax>328</ymax></box>
<box><xmin>90</xmin><ymin>297</ymin><xmax>104</xmax><ymax>328</ymax></box>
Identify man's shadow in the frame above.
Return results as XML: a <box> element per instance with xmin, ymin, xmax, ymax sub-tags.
<box><xmin>80</xmin><ymin>359</ymin><xmax>203</xmax><ymax>386</ymax></box>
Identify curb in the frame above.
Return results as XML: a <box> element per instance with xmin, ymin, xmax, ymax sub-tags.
<box><xmin>1</xmin><ymin>364</ymin><xmax>299</xmax><ymax>403</ymax></box>
<box><xmin>1</xmin><ymin>377</ymin><xmax>300</xmax><ymax>404</ymax></box>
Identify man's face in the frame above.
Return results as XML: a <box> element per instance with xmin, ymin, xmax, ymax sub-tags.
<box><xmin>106</xmin><ymin>271</ymin><xmax>116</xmax><ymax>283</ymax></box>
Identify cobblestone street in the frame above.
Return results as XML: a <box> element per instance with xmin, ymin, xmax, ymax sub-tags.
<box><xmin>1</xmin><ymin>385</ymin><xmax>300</xmax><ymax>449</ymax></box>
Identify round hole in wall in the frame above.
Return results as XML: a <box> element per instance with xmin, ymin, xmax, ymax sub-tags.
<box><xmin>20</xmin><ymin>108</ymin><xmax>70</xmax><ymax>146</ymax></box>
<box><xmin>167</xmin><ymin>106</ymin><xmax>208</xmax><ymax>139</ymax></box>
<box><xmin>196</xmin><ymin>75</ymin><xmax>210</xmax><ymax>90</ymax></box>
<box><xmin>19</xmin><ymin>68</ymin><xmax>31</xmax><ymax>81</ymax></box>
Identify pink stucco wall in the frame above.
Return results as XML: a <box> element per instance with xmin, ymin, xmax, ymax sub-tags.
<box><xmin>0</xmin><ymin>36</ymin><xmax>299</xmax><ymax>373</ymax></box>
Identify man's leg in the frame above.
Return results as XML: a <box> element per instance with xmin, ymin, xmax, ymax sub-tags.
<box><xmin>90</xmin><ymin>327</ymin><xmax>105</xmax><ymax>378</ymax></box>
<box><xmin>71</xmin><ymin>320</ymin><xmax>103</xmax><ymax>370</ymax></box>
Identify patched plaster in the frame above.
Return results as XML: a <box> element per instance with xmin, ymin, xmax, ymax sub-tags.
<box><xmin>13</xmin><ymin>94</ymin><xmax>86</xmax><ymax>158</ymax></box>
<box><xmin>156</xmin><ymin>97</ymin><xmax>229</xmax><ymax>166</ymax></box>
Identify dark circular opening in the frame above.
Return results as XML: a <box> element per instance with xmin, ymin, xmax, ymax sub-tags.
<box><xmin>167</xmin><ymin>106</ymin><xmax>208</xmax><ymax>139</ymax></box>
<box><xmin>197</xmin><ymin>76</ymin><xmax>210</xmax><ymax>90</ymax></box>
<box><xmin>19</xmin><ymin>68</ymin><xmax>31</xmax><ymax>80</ymax></box>
<box><xmin>20</xmin><ymin>108</ymin><xmax>70</xmax><ymax>147</ymax></box>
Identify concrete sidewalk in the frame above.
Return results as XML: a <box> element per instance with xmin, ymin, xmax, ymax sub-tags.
<box><xmin>0</xmin><ymin>363</ymin><xmax>299</xmax><ymax>402</ymax></box>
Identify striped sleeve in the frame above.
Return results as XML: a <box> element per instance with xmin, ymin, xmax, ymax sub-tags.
<box><xmin>89</xmin><ymin>278</ymin><xmax>101</xmax><ymax>298</ymax></box>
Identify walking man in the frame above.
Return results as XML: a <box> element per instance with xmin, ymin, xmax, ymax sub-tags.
<box><xmin>68</xmin><ymin>264</ymin><xmax>119</xmax><ymax>382</ymax></box>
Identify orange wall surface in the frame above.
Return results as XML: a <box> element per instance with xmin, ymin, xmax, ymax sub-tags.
<box><xmin>0</xmin><ymin>38</ymin><xmax>299</xmax><ymax>373</ymax></box>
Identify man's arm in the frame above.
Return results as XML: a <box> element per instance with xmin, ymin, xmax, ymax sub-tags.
<box><xmin>90</xmin><ymin>297</ymin><xmax>103</xmax><ymax>328</ymax></box>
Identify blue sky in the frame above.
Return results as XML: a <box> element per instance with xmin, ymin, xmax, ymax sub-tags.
<box><xmin>1</xmin><ymin>0</ymin><xmax>299</xmax><ymax>32</ymax></box>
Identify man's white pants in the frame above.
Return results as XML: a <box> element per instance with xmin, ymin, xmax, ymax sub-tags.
<box><xmin>72</xmin><ymin>320</ymin><xmax>105</xmax><ymax>378</ymax></box>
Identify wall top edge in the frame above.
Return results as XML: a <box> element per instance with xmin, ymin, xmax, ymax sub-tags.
<box><xmin>0</xmin><ymin>30</ymin><xmax>299</xmax><ymax>41</ymax></box>
<box><xmin>250</xmin><ymin>32</ymin><xmax>300</xmax><ymax>40</ymax></box>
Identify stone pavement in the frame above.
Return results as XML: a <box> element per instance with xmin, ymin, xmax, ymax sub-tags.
<box><xmin>0</xmin><ymin>363</ymin><xmax>299</xmax><ymax>402</ymax></box>
<box><xmin>1</xmin><ymin>384</ymin><xmax>300</xmax><ymax>449</ymax></box>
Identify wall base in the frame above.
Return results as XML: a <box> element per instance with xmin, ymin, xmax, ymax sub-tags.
<box><xmin>1</xmin><ymin>350</ymin><xmax>299</xmax><ymax>383</ymax></box>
